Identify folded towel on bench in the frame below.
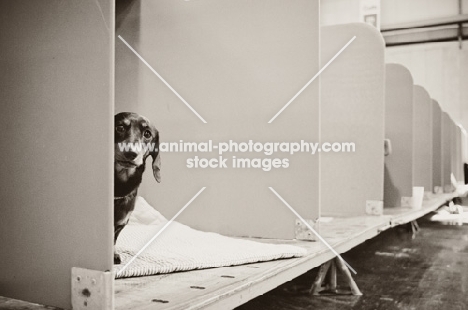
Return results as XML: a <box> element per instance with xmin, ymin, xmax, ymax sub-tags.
<box><xmin>114</xmin><ymin>197</ymin><xmax>306</xmax><ymax>278</ymax></box>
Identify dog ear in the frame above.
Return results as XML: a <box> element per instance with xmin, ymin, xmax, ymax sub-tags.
<box><xmin>151</xmin><ymin>131</ymin><xmax>161</xmax><ymax>183</ymax></box>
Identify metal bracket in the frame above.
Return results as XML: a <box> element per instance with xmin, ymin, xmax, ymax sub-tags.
<box><xmin>384</xmin><ymin>139</ymin><xmax>392</xmax><ymax>156</ymax></box>
<box><xmin>444</xmin><ymin>184</ymin><xmax>454</xmax><ymax>193</ymax></box>
<box><xmin>401</xmin><ymin>196</ymin><xmax>413</xmax><ymax>208</ymax></box>
<box><xmin>423</xmin><ymin>191</ymin><xmax>433</xmax><ymax>200</ymax></box>
<box><xmin>366</xmin><ymin>200</ymin><xmax>383</xmax><ymax>215</ymax></box>
<box><xmin>295</xmin><ymin>219</ymin><xmax>318</xmax><ymax>241</ymax></box>
<box><xmin>71</xmin><ymin>267</ymin><xmax>114</xmax><ymax>310</ymax></box>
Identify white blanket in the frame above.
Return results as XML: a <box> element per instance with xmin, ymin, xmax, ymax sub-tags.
<box><xmin>114</xmin><ymin>197</ymin><xmax>307</xmax><ymax>278</ymax></box>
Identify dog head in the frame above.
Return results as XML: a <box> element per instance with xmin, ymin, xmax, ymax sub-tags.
<box><xmin>114</xmin><ymin>112</ymin><xmax>161</xmax><ymax>183</ymax></box>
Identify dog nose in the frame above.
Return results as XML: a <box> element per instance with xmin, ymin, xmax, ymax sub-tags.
<box><xmin>125</xmin><ymin>151</ymin><xmax>138</xmax><ymax>160</ymax></box>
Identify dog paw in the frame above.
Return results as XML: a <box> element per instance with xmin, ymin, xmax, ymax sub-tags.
<box><xmin>114</xmin><ymin>253</ymin><xmax>121</xmax><ymax>264</ymax></box>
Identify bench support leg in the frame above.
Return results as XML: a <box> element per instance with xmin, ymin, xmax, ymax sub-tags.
<box><xmin>335</xmin><ymin>257</ymin><xmax>362</xmax><ymax>295</ymax></box>
<box><xmin>410</xmin><ymin>220</ymin><xmax>420</xmax><ymax>239</ymax></box>
<box><xmin>326</xmin><ymin>259</ymin><xmax>338</xmax><ymax>293</ymax></box>
<box><xmin>309</xmin><ymin>257</ymin><xmax>362</xmax><ymax>296</ymax></box>
<box><xmin>309</xmin><ymin>260</ymin><xmax>331</xmax><ymax>295</ymax></box>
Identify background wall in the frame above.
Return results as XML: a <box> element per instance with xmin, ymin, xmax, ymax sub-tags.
<box><xmin>0</xmin><ymin>1</ymin><xmax>114</xmax><ymax>308</ymax></box>
<box><xmin>321</xmin><ymin>0</ymin><xmax>361</xmax><ymax>26</ymax></box>
<box><xmin>380</xmin><ymin>0</ymin><xmax>468</xmax><ymax>25</ymax></box>
<box><xmin>321</xmin><ymin>0</ymin><xmax>468</xmax><ymax>132</ymax></box>
<box><xmin>381</xmin><ymin>0</ymin><xmax>468</xmax><ymax>131</ymax></box>
<box><xmin>321</xmin><ymin>0</ymin><xmax>468</xmax><ymax>26</ymax></box>
<box><xmin>386</xmin><ymin>42</ymin><xmax>468</xmax><ymax>131</ymax></box>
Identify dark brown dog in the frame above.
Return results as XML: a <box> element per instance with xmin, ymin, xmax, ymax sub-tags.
<box><xmin>114</xmin><ymin>112</ymin><xmax>161</xmax><ymax>264</ymax></box>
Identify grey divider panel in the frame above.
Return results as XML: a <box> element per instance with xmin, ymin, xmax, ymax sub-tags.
<box><xmin>457</xmin><ymin>126</ymin><xmax>463</xmax><ymax>182</ymax></box>
<box><xmin>413</xmin><ymin>85</ymin><xmax>433</xmax><ymax>193</ymax></box>
<box><xmin>0</xmin><ymin>1</ymin><xmax>114</xmax><ymax>309</ymax></box>
<box><xmin>320</xmin><ymin>24</ymin><xmax>385</xmax><ymax>216</ymax></box>
<box><xmin>462</xmin><ymin>127</ymin><xmax>468</xmax><ymax>183</ymax></box>
<box><xmin>456</xmin><ymin>126</ymin><xmax>464</xmax><ymax>182</ymax></box>
<box><xmin>441</xmin><ymin>112</ymin><xmax>453</xmax><ymax>192</ymax></box>
<box><xmin>115</xmin><ymin>0</ymin><xmax>320</xmax><ymax>239</ymax></box>
<box><xmin>384</xmin><ymin>64</ymin><xmax>414</xmax><ymax>208</ymax></box>
<box><xmin>432</xmin><ymin>100</ymin><xmax>443</xmax><ymax>191</ymax></box>
<box><xmin>452</xmin><ymin>123</ymin><xmax>463</xmax><ymax>184</ymax></box>
<box><xmin>450</xmin><ymin>119</ymin><xmax>458</xmax><ymax>183</ymax></box>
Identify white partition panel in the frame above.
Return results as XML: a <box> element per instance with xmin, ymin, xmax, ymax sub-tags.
<box><xmin>450</xmin><ymin>119</ymin><xmax>458</xmax><ymax>183</ymax></box>
<box><xmin>453</xmin><ymin>125</ymin><xmax>463</xmax><ymax>184</ymax></box>
<box><xmin>456</xmin><ymin>126</ymin><xmax>464</xmax><ymax>182</ymax></box>
<box><xmin>413</xmin><ymin>85</ymin><xmax>433</xmax><ymax>193</ymax></box>
<box><xmin>462</xmin><ymin>128</ymin><xmax>468</xmax><ymax>184</ymax></box>
<box><xmin>320</xmin><ymin>24</ymin><xmax>385</xmax><ymax>216</ymax></box>
<box><xmin>432</xmin><ymin>100</ymin><xmax>443</xmax><ymax>191</ymax></box>
<box><xmin>116</xmin><ymin>0</ymin><xmax>320</xmax><ymax>239</ymax></box>
<box><xmin>384</xmin><ymin>64</ymin><xmax>414</xmax><ymax>208</ymax></box>
<box><xmin>0</xmin><ymin>1</ymin><xmax>114</xmax><ymax>308</ymax></box>
<box><xmin>441</xmin><ymin>112</ymin><xmax>453</xmax><ymax>192</ymax></box>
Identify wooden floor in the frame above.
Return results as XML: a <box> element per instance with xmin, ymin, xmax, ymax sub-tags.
<box><xmin>0</xmin><ymin>193</ymin><xmax>458</xmax><ymax>310</ymax></box>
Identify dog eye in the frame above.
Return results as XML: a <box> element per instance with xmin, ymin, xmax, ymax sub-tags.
<box><xmin>116</xmin><ymin>125</ymin><xmax>125</xmax><ymax>133</ymax></box>
<box><xmin>143</xmin><ymin>130</ymin><xmax>152</xmax><ymax>139</ymax></box>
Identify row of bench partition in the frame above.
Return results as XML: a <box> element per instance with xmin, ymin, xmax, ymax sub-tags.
<box><xmin>1</xmin><ymin>0</ymin><xmax>466</xmax><ymax>308</ymax></box>
<box><xmin>117</xmin><ymin>0</ymin><xmax>322</xmax><ymax>240</ymax></box>
<box><xmin>385</xmin><ymin>65</ymin><xmax>465</xmax><ymax>210</ymax></box>
<box><xmin>321</xmin><ymin>24</ymin><xmax>466</xmax><ymax>220</ymax></box>
<box><xmin>120</xmin><ymin>14</ymin><xmax>467</xmax><ymax>309</ymax></box>
<box><xmin>123</xmin><ymin>13</ymin><xmax>465</xmax><ymax>241</ymax></box>
<box><xmin>114</xmin><ymin>10</ymin><xmax>467</xmax><ymax>307</ymax></box>
<box><xmin>118</xmin><ymin>2</ymin><xmax>387</xmax><ymax>239</ymax></box>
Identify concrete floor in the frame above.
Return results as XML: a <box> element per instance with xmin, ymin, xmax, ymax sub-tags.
<box><xmin>238</xmin><ymin>213</ymin><xmax>468</xmax><ymax>310</ymax></box>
